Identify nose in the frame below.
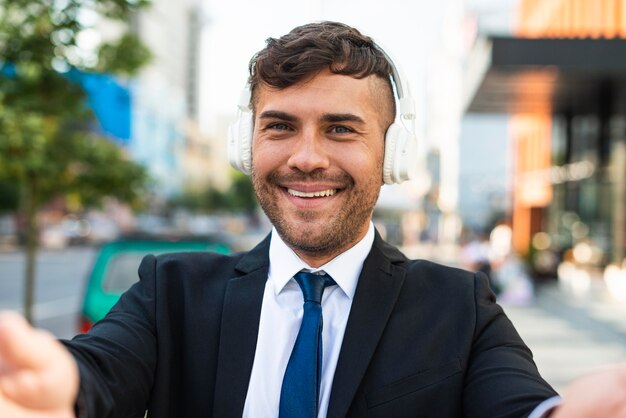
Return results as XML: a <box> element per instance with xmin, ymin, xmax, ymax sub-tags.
<box><xmin>287</xmin><ymin>129</ymin><xmax>330</xmax><ymax>173</ymax></box>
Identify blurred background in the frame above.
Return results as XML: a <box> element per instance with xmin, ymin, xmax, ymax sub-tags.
<box><xmin>2</xmin><ymin>0</ymin><xmax>626</xmax><ymax>393</ymax></box>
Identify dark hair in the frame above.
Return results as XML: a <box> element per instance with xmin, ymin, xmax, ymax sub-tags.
<box><xmin>248</xmin><ymin>21</ymin><xmax>395</xmax><ymax>115</ymax></box>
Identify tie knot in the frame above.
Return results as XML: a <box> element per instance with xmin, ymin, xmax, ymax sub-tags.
<box><xmin>293</xmin><ymin>271</ymin><xmax>336</xmax><ymax>303</ymax></box>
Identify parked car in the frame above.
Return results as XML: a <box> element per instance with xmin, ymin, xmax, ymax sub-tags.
<box><xmin>79</xmin><ymin>234</ymin><xmax>231</xmax><ymax>333</ymax></box>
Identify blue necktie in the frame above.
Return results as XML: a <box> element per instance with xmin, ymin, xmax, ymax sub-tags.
<box><xmin>279</xmin><ymin>271</ymin><xmax>336</xmax><ymax>418</ymax></box>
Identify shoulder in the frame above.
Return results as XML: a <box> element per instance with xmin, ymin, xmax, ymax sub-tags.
<box><xmin>141</xmin><ymin>249</ymin><xmax>242</xmax><ymax>269</ymax></box>
<box><xmin>139</xmin><ymin>233</ymin><xmax>271</xmax><ymax>278</ymax></box>
<box><xmin>156</xmin><ymin>250</ymin><xmax>244</xmax><ymax>271</ymax></box>
<box><xmin>396</xmin><ymin>259</ymin><xmax>498</xmax><ymax>334</ymax></box>
<box><xmin>405</xmin><ymin>258</ymin><xmax>476</xmax><ymax>283</ymax></box>
<box><xmin>136</xmin><ymin>249</ymin><xmax>254</xmax><ymax>290</ymax></box>
<box><xmin>402</xmin><ymin>258</ymin><xmax>481</xmax><ymax>297</ymax></box>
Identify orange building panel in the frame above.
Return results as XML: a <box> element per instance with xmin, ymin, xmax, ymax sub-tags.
<box><xmin>510</xmin><ymin>114</ymin><xmax>553</xmax><ymax>255</ymax></box>
<box><xmin>517</xmin><ymin>0</ymin><xmax>626</xmax><ymax>39</ymax></box>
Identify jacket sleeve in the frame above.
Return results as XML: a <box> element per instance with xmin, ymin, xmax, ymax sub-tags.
<box><xmin>463</xmin><ymin>272</ymin><xmax>558</xmax><ymax>418</ymax></box>
<box><xmin>62</xmin><ymin>254</ymin><xmax>159</xmax><ymax>418</ymax></box>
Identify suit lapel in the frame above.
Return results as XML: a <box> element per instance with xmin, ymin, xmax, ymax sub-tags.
<box><xmin>327</xmin><ymin>233</ymin><xmax>407</xmax><ymax>418</ymax></box>
<box><xmin>212</xmin><ymin>235</ymin><xmax>271</xmax><ymax>418</ymax></box>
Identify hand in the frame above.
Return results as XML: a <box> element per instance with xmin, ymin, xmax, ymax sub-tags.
<box><xmin>0</xmin><ymin>311</ymin><xmax>79</xmax><ymax>418</ymax></box>
<box><xmin>551</xmin><ymin>363</ymin><xmax>626</xmax><ymax>418</ymax></box>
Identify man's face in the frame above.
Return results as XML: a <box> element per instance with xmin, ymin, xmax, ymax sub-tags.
<box><xmin>251</xmin><ymin>69</ymin><xmax>389</xmax><ymax>266</ymax></box>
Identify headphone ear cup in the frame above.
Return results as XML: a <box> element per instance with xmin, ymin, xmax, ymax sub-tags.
<box><xmin>238</xmin><ymin>112</ymin><xmax>253</xmax><ymax>174</ymax></box>
<box><xmin>383</xmin><ymin>122</ymin><xmax>418</xmax><ymax>184</ymax></box>
<box><xmin>228</xmin><ymin>110</ymin><xmax>253</xmax><ymax>175</ymax></box>
<box><xmin>383</xmin><ymin>123</ymin><xmax>400</xmax><ymax>185</ymax></box>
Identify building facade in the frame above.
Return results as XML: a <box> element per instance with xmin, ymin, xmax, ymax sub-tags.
<box><xmin>129</xmin><ymin>0</ymin><xmax>211</xmax><ymax>196</ymax></box>
<box><xmin>465</xmin><ymin>0</ymin><xmax>626</xmax><ymax>283</ymax></box>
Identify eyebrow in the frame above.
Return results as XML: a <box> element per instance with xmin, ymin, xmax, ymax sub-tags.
<box><xmin>258</xmin><ymin>110</ymin><xmax>297</xmax><ymax>122</ymax></box>
<box><xmin>321</xmin><ymin>113</ymin><xmax>365</xmax><ymax>124</ymax></box>
<box><xmin>258</xmin><ymin>110</ymin><xmax>365</xmax><ymax>125</ymax></box>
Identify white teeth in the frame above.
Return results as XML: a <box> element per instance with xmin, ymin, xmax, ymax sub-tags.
<box><xmin>288</xmin><ymin>189</ymin><xmax>337</xmax><ymax>198</ymax></box>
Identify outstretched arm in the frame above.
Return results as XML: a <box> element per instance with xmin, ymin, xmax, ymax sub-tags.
<box><xmin>0</xmin><ymin>311</ymin><xmax>79</xmax><ymax>418</ymax></box>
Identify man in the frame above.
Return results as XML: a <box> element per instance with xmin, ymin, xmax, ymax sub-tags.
<box><xmin>1</xmin><ymin>21</ymin><xmax>626</xmax><ymax>418</ymax></box>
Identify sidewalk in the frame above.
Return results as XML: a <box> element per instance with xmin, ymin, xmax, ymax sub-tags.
<box><xmin>502</xmin><ymin>282</ymin><xmax>626</xmax><ymax>393</ymax></box>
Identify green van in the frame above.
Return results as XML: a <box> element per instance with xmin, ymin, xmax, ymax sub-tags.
<box><xmin>79</xmin><ymin>235</ymin><xmax>231</xmax><ymax>333</ymax></box>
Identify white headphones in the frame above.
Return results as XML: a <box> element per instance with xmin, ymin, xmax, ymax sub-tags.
<box><xmin>227</xmin><ymin>46</ymin><xmax>418</xmax><ymax>184</ymax></box>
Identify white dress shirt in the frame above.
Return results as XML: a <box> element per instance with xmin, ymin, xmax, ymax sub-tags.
<box><xmin>242</xmin><ymin>223</ymin><xmax>375</xmax><ymax>418</ymax></box>
<box><xmin>241</xmin><ymin>223</ymin><xmax>559</xmax><ymax>417</ymax></box>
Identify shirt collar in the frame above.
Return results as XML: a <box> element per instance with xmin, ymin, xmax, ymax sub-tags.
<box><xmin>268</xmin><ymin>223</ymin><xmax>375</xmax><ymax>300</ymax></box>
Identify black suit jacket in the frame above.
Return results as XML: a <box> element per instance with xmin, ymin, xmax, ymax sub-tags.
<box><xmin>65</xmin><ymin>232</ymin><xmax>557</xmax><ymax>418</ymax></box>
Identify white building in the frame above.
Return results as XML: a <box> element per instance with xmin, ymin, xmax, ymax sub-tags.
<box><xmin>130</xmin><ymin>0</ymin><xmax>222</xmax><ymax>196</ymax></box>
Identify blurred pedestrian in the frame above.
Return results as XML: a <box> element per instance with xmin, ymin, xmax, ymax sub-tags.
<box><xmin>461</xmin><ymin>230</ymin><xmax>499</xmax><ymax>293</ymax></box>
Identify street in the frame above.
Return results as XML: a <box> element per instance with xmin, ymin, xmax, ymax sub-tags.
<box><xmin>0</xmin><ymin>247</ymin><xmax>97</xmax><ymax>339</ymax></box>
<box><xmin>1</xmin><ymin>247</ymin><xmax>626</xmax><ymax>394</ymax></box>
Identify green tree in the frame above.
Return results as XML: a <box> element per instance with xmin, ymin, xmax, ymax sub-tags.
<box><xmin>0</xmin><ymin>0</ymin><xmax>152</xmax><ymax>323</ymax></box>
<box><xmin>0</xmin><ymin>179</ymin><xmax>19</xmax><ymax>213</ymax></box>
<box><xmin>170</xmin><ymin>171</ymin><xmax>258</xmax><ymax>215</ymax></box>
<box><xmin>228</xmin><ymin>171</ymin><xmax>258</xmax><ymax>214</ymax></box>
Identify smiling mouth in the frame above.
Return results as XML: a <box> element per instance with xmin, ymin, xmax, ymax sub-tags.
<box><xmin>287</xmin><ymin>188</ymin><xmax>337</xmax><ymax>198</ymax></box>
